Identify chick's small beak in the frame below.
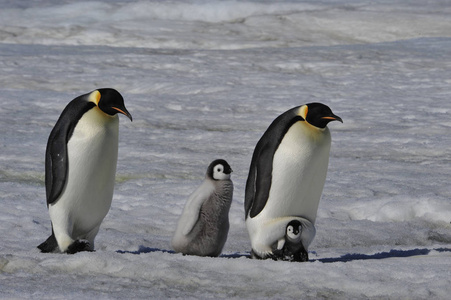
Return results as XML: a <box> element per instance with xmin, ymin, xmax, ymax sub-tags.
<box><xmin>112</xmin><ymin>107</ymin><xmax>133</xmax><ymax>121</ymax></box>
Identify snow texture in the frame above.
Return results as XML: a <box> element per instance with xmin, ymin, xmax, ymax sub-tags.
<box><xmin>0</xmin><ymin>0</ymin><xmax>450</xmax><ymax>299</ymax></box>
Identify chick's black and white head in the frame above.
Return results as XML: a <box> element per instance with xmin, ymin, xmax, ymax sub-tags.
<box><xmin>207</xmin><ymin>159</ymin><xmax>232</xmax><ymax>181</ymax></box>
<box><xmin>299</xmin><ymin>102</ymin><xmax>342</xmax><ymax>129</ymax></box>
<box><xmin>286</xmin><ymin>220</ymin><xmax>302</xmax><ymax>243</ymax></box>
<box><xmin>88</xmin><ymin>88</ymin><xmax>133</xmax><ymax>121</ymax></box>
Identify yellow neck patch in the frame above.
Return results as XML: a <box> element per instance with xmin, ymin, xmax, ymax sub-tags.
<box><xmin>297</xmin><ymin>104</ymin><xmax>326</xmax><ymax>132</ymax></box>
<box><xmin>88</xmin><ymin>90</ymin><xmax>101</xmax><ymax>105</ymax></box>
<box><xmin>298</xmin><ymin>105</ymin><xmax>308</xmax><ymax>120</ymax></box>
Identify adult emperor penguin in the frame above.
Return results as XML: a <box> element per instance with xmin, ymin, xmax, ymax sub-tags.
<box><xmin>172</xmin><ymin>159</ymin><xmax>233</xmax><ymax>257</ymax></box>
<box><xmin>37</xmin><ymin>88</ymin><xmax>132</xmax><ymax>254</ymax></box>
<box><xmin>244</xmin><ymin>103</ymin><xmax>342</xmax><ymax>261</ymax></box>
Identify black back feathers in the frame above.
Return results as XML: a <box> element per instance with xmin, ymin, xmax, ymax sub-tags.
<box><xmin>45</xmin><ymin>97</ymin><xmax>95</xmax><ymax>205</ymax></box>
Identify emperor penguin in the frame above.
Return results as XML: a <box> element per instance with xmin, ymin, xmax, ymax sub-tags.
<box><xmin>172</xmin><ymin>159</ymin><xmax>233</xmax><ymax>257</ymax></box>
<box><xmin>244</xmin><ymin>103</ymin><xmax>342</xmax><ymax>261</ymax></box>
<box><xmin>272</xmin><ymin>220</ymin><xmax>308</xmax><ymax>262</ymax></box>
<box><xmin>37</xmin><ymin>88</ymin><xmax>132</xmax><ymax>254</ymax></box>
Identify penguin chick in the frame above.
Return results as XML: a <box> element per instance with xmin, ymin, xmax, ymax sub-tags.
<box><xmin>248</xmin><ymin>216</ymin><xmax>315</xmax><ymax>261</ymax></box>
<box><xmin>38</xmin><ymin>88</ymin><xmax>132</xmax><ymax>254</ymax></box>
<box><xmin>272</xmin><ymin>220</ymin><xmax>309</xmax><ymax>262</ymax></box>
<box><xmin>172</xmin><ymin>159</ymin><xmax>233</xmax><ymax>257</ymax></box>
<box><xmin>245</xmin><ymin>103</ymin><xmax>342</xmax><ymax>260</ymax></box>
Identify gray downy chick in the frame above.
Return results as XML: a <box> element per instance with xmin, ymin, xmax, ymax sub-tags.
<box><xmin>172</xmin><ymin>159</ymin><xmax>233</xmax><ymax>257</ymax></box>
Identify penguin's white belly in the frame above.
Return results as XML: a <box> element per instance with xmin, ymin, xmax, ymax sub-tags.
<box><xmin>262</xmin><ymin>122</ymin><xmax>331</xmax><ymax>224</ymax></box>
<box><xmin>49</xmin><ymin>108</ymin><xmax>119</xmax><ymax>238</ymax></box>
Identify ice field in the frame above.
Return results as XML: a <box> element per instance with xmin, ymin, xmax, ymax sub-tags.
<box><xmin>0</xmin><ymin>0</ymin><xmax>450</xmax><ymax>298</ymax></box>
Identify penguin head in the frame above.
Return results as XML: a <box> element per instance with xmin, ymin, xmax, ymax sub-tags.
<box><xmin>299</xmin><ymin>103</ymin><xmax>342</xmax><ymax>129</ymax></box>
<box><xmin>88</xmin><ymin>88</ymin><xmax>133</xmax><ymax>121</ymax></box>
<box><xmin>286</xmin><ymin>220</ymin><xmax>302</xmax><ymax>243</ymax></box>
<box><xmin>207</xmin><ymin>159</ymin><xmax>233</xmax><ymax>181</ymax></box>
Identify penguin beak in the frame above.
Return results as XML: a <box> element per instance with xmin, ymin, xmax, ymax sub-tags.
<box><xmin>112</xmin><ymin>107</ymin><xmax>133</xmax><ymax>122</ymax></box>
<box><xmin>321</xmin><ymin>114</ymin><xmax>343</xmax><ymax>123</ymax></box>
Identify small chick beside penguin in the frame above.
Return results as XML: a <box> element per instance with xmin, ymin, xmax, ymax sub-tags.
<box><xmin>172</xmin><ymin>159</ymin><xmax>233</xmax><ymax>257</ymax></box>
<box><xmin>271</xmin><ymin>220</ymin><xmax>309</xmax><ymax>262</ymax></box>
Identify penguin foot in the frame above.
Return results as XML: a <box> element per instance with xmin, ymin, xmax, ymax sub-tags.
<box><xmin>271</xmin><ymin>249</ymin><xmax>284</xmax><ymax>260</ymax></box>
<box><xmin>279</xmin><ymin>248</ymin><xmax>309</xmax><ymax>262</ymax></box>
<box><xmin>250</xmin><ymin>249</ymin><xmax>263</xmax><ymax>259</ymax></box>
<box><xmin>66</xmin><ymin>240</ymin><xmax>93</xmax><ymax>254</ymax></box>
<box><xmin>38</xmin><ymin>234</ymin><xmax>59</xmax><ymax>253</ymax></box>
<box><xmin>251</xmin><ymin>249</ymin><xmax>278</xmax><ymax>260</ymax></box>
<box><xmin>292</xmin><ymin>249</ymin><xmax>309</xmax><ymax>262</ymax></box>
<box><xmin>253</xmin><ymin>248</ymin><xmax>309</xmax><ymax>262</ymax></box>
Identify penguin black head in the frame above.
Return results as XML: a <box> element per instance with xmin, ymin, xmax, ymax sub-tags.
<box><xmin>286</xmin><ymin>220</ymin><xmax>302</xmax><ymax>242</ymax></box>
<box><xmin>207</xmin><ymin>159</ymin><xmax>233</xmax><ymax>181</ymax></box>
<box><xmin>301</xmin><ymin>103</ymin><xmax>342</xmax><ymax>129</ymax></box>
<box><xmin>89</xmin><ymin>88</ymin><xmax>133</xmax><ymax>121</ymax></box>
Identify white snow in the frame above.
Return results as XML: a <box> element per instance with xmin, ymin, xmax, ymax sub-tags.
<box><xmin>1</xmin><ymin>0</ymin><xmax>450</xmax><ymax>299</ymax></box>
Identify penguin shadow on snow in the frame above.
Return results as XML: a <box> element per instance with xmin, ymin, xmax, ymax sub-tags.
<box><xmin>116</xmin><ymin>246</ymin><xmax>175</xmax><ymax>255</ymax></box>
<box><xmin>115</xmin><ymin>247</ymin><xmax>451</xmax><ymax>262</ymax></box>
<box><xmin>313</xmin><ymin>247</ymin><xmax>451</xmax><ymax>263</ymax></box>
<box><xmin>115</xmin><ymin>246</ymin><xmax>250</xmax><ymax>258</ymax></box>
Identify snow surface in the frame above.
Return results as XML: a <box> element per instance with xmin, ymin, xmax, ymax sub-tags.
<box><xmin>1</xmin><ymin>0</ymin><xmax>451</xmax><ymax>299</ymax></box>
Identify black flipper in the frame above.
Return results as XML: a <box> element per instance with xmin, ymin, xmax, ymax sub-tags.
<box><xmin>244</xmin><ymin>107</ymin><xmax>304</xmax><ymax>219</ymax></box>
<box><xmin>45</xmin><ymin>95</ymin><xmax>95</xmax><ymax>205</ymax></box>
<box><xmin>37</xmin><ymin>231</ymin><xmax>59</xmax><ymax>253</ymax></box>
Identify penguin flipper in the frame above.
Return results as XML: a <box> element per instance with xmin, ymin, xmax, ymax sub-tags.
<box><xmin>244</xmin><ymin>157</ymin><xmax>257</xmax><ymax>218</ymax></box>
<box><xmin>37</xmin><ymin>232</ymin><xmax>59</xmax><ymax>253</ymax></box>
<box><xmin>276</xmin><ymin>237</ymin><xmax>286</xmax><ymax>250</ymax></box>
<box><xmin>245</xmin><ymin>108</ymin><xmax>304</xmax><ymax>219</ymax></box>
<box><xmin>245</xmin><ymin>141</ymin><xmax>275</xmax><ymax>219</ymax></box>
<box><xmin>180</xmin><ymin>180</ymin><xmax>215</xmax><ymax>236</ymax></box>
<box><xmin>45</xmin><ymin>129</ymin><xmax>69</xmax><ymax>205</ymax></box>
<box><xmin>45</xmin><ymin>98</ymin><xmax>96</xmax><ymax>205</ymax></box>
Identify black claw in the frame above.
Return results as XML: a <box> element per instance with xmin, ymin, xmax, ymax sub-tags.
<box><xmin>250</xmin><ymin>249</ymin><xmax>263</xmax><ymax>259</ymax></box>
<box><xmin>66</xmin><ymin>240</ymin><xmax>93</xmax><ymax>254</ymax></box>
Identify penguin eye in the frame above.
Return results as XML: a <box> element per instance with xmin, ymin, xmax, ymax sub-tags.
<box><xmin>287</xmin><ymin>226</ymin><xmax>293</xmax><ymax>233</ymax></box>
<box><xmin>212</xmin><ymin>163</ymin><xmax>230</xmax><ymax>180</ymax></box>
